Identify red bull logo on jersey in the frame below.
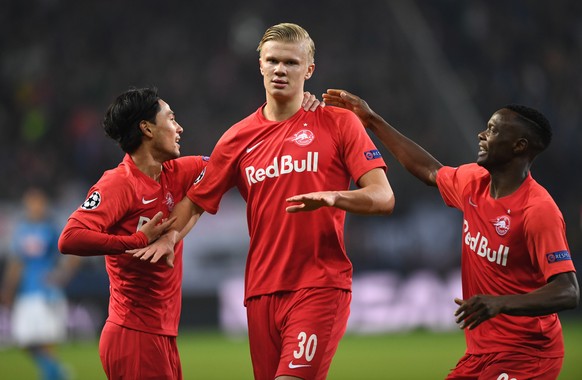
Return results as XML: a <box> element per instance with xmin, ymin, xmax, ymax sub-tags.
<box><xmin>463</xmin><ymin>220</ymin><xmax>509</xmax><ymax>266</ymax></box>
<box><xmin>286</xmin><ymin>129</ymin><xmax>314</xmax><ymax>147</ymax></box>
<box><xmin>491</xmin><ymin>215</ymin><xmax>510</xmax><ymax>236</ymax></box>
<box><xmin>245</xmin><ymin>152</ymin><xmax>319</xmax><ymax>185</ymax></box>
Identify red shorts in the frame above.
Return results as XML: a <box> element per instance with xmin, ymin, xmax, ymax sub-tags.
<box><xmin>446</xmin><ymin>351</ymin><xmax>563</xmax><ymax>380</ymax></box>
<box><xmin>99</xmin><ymin>321</ymin><xmax>182</xmax><ymax>380</ymax></box>
<box><xmin>246</xmin><ymin>288</ymin><xmax>351</xmax><ymax>380</ymax></box>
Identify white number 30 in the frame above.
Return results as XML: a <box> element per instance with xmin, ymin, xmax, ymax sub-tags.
<box><xmin>293</xmin><ymin>332</ymin><xmax>318</xmax><ymax>362</ymax></box>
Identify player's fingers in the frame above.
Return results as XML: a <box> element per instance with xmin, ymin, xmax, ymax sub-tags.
<box><xmin>136</xmin><ymin>248</ymin><xmax>154</xmax><ymax>260</ymax></box>
<box><xmin>160</xmin><ymin>216</ymin><xmax>177</xmax><ymax>230</ymax></box>
<box><xmin>326</xmin><ymin>88</ymin><xmax>344</xmax><ymax>96</ymax></box>
<box><xmin>286</xmin><ymin>204</ymin><xmax>305</xmax><ymax>213</ymax></box>
<box><xmin>150</xmin><ymin>211</ymin><xmax>164</xmax><ymax>224</ymax></box>
<box><xmin>165</xmin><ymin>253</ymin><xmax>175</xmax><ymax>268</ymax></box>
<box><xmin>131</xmin><ymin>249</ymin><xmax>146</xmax><ymax>258</ymax></box>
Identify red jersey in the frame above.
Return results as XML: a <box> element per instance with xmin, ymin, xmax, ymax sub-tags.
<box><xmin>188</xmin><ymin>106</ymin><xmax>386</xmax><ymax>301</ymax></box>
<box><xmin>59</xmin><ymin>154</ymin><xmax>207</xmax><ymax>336</ymax></box>
<box><xmin>437</xmin><ymin>163</ymin><xmax>576</xmax><ymax>357</ymax></box>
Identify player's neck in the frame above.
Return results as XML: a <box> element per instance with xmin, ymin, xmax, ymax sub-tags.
<box><xmin>263</xmin><ymin>95</ymin><xmax>303</xmax><ymax>121</ymax></box>
<box><xmin>488</xmin><ymin>165</ymin><xmax>530</xmax><ymax>199</ymax></box>
<box><xmin>130</xmin><ymin>151</ymin><xmax>163</xmax><ymax>182</ymax></box>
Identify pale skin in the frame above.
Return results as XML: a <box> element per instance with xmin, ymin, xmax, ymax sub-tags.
<box><xmin>323</xmin><ymin>89</ymin><xmax>579</xmax><ymax>330</ymax></box>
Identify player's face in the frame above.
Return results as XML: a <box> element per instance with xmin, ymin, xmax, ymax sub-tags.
<box><xmin>259</xmin><ymin>40</ymin><xmax>314</xmax><ymax>102</ymax></box>
<box><xmin>150</xmin><ymin>100</ymin><xmax>183</xmax><ymax>161</ymax></box>
<box><xmin>477</xmin><ymin>109</ymin><xmax>524</xmax><ymax>169</ymax></box>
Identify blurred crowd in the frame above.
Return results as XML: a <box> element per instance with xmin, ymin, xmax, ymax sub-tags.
<box><xmin>1</xmin><ymin>0</ymin><xmax>581</xmax><ymax>269</ymax></box>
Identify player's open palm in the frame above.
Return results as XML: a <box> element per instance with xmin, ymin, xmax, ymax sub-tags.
<box><xmin>286</xmin><ymin>191</ymin><xmax>339</xmax><ymax>212</ymax></box>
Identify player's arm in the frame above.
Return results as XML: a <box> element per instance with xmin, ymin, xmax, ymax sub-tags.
<box><xmin>127</xmin><ymin>197</ymin><xmax>205</xmax><ymax>266</ymax></box>
<box><xmin>454</xmin><ymin>271</ymin><xmax>579</xmax><ymax>330</ymax></box>
<box><xmin>59</xmin><ymin>211</ymin><xmax>174</xmax><ymax>256</ymax></box>
<box><xmin>286</xmin><ymin>167</ymin><xmax>394</xmax><ymax>215</ymax></box>
<box><xmin>323</xmin><ymin>89</ymin><xmax>442</xmax><ymax>187</ymax></box>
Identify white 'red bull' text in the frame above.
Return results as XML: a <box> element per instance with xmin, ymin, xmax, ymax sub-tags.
<box><xmin>245</xmin><ymin>152</ymin><xmax>319</xmax><ymax>185</ymax></box>
<box><xmin>463</xmin><ymin>219</ymin><xmax>509</xmax><ymax>266</ymax></box>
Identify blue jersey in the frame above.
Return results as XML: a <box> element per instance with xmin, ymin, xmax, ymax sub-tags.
<box><xmin>11</xmin><ymin>218</ymin><xmax>62</xmax><ymax>299</ymax></box>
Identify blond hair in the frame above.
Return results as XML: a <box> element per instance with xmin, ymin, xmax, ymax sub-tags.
<box><xmin>257</xmin><ymin>23</ymin><xmax>315</xmax><ymax>63</ymax></box>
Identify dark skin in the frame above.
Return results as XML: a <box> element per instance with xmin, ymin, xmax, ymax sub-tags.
<box><xmin>323</xmin><ymin>89</ymin><xmax>579</xmax><ymax>330</ymax></box>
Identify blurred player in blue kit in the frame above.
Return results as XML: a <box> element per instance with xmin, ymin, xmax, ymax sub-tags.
<box><xmin>1</xmin><ymin>187</ymin><xmax>81</xmax><ymax>380</ymax></box>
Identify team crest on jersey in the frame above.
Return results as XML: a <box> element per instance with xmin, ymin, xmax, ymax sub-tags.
<box><xmin>194</xmin><ymin>167</ymin><xmax>206</xmax><ymax>185</ymax></box>
<box><xmin>165</xmin><ymin>192</ymin><xmax>175</xmax><ymax>212</ymax></box>
<box><xmin>81</xmin><ymin>191</ymin><xmax>101</xmax><ymax>210</ymax></box>
<box><xmin>287</xmin><ymin>129</ymin><xmax>314</xmax><ymax>147</ymax></box>
<box><xmin>491</xmin><ymin>215</ymin><xmax>510</xmax><ymax>236</ymax></box>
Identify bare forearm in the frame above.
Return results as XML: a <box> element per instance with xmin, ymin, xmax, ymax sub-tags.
<box><xmin>499</xmin><ymin>272</ymin><xmax>579</xmax><ymax>316</ymax></box>
<box><xmin>166</xmin><ymin>197</ymin><xmax>204</xmax><ymax>242</ymax></box>
<box><xmin>365</xmin><ymin>111</ymin><xmax>442</xmax><ymax>186</ymax></box>
<box><xmin>333</xmin><ymin>185</ymin><xmax>394</xmax><ymax>215</ymax></box>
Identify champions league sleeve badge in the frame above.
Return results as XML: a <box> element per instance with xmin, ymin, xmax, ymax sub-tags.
<box><xmin>81</xmin><ymin>191</ymin><xmax>101</xmax><ymax>210</ymax></box>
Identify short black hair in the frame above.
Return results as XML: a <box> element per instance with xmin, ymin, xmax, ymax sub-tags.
<box><xmin>103</xmin><ymin>87</ymin><xmax>161</xmax><ymax>153</ymax></box>
<box><xmin>503</xmin><ymin>104</ymin><xmax>552</xmax><ymax>151</ymax></box>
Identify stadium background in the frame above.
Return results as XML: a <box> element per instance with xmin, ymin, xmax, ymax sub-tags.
<box><xmin>0</xmin><ymin>0</ymin><xmax>581</xmax><ymax>377</ymax></box>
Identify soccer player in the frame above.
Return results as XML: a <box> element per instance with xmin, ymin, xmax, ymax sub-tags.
<box><xmin>57</xmin><ymin>87</ymin><xmax>207</xmax><ymax>380</ymax></box>
<box><xmin>129</xmin><ymin>23</ymin><xmax>395</xmax><ymax>380</ymax></box>
<box><xmin>1</xmin><ymin>187</ymin><xmax>81</xmax><ymax>380</ymax></box>
<box><xmin>322</xmin><ymin>89</ymin><xmax>579</xmax><ymax>380</ymax></box>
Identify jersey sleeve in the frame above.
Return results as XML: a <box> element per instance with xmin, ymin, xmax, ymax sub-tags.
<box><xmin>436</xmin><ymin>164</ymin><xmax>483</xmax><ymax>211</ymax></box>
<box><xmin>524</xmin><ymin>199</ymin><xmax>576</xmax><ymax>281</ymax></box>
<box><xmin>187</xmin><ymin>135</ymin><xmax>237</xmax><ymax>214</ymax></box>
<box><xmin>58</xmin><ymin>218</ymin><xmax>148</xmax><ymax>256</ymax></box>
<box><xmin>58</xmin><ymin>175</ymin><xmax>146</xmax><ymax>255</ymax></box>
<box><xmin>336</xmin><ymin>109</ymin><xmax>387</xmax><ymax>185</ymax></box>
<box><xmin>166</xmin><ymin>155</ymin><xmax>209</xmax><ymax>192</ymax></box>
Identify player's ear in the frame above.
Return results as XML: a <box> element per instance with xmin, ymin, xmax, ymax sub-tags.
<box><xmin>140</xmin><ymin>120</ymin><xmax>153</xmax><ymax>137</ymax></box>
<box><xmin>514</xmin><ymin>137</ymin><xmax>528</xmax><ymax>154</ymax></box>
<box><xmin>259</xmin><ymin>59</ymin><xmax>265</xmax><ymax>75</ymax></box>
<box><xmin>304</xmin><ymin>63</ymin><xmax>315</xmax><ymax>80</ymax></box>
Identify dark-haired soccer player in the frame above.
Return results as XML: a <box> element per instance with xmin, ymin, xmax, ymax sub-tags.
<box><xmin>130</xmin><ymin>24</ymin><xmax>395</xmax><ymax>380</ymax></box>
<box><xmin>323</xmin><ymin>89</ymin><xmax>579</xmax><ymax>380</ymax></box>
<box><xmin>58</xmin><ymin>87</ymin><xmax>207</xmax><ymax>380</ymax></box>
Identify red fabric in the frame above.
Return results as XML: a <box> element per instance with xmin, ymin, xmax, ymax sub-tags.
<box><xmin>99</xmin><ymin>321</ymin><xmax>182</xmax><ymax>380</ymax></box>
<box><xmin>437</xmin><ymin>163</ymin><xmax>575</xmax><ymax>357</ymax></box>
<box><xmin>59</xmin><ymin>154</ymin><xmax>206</xmax><ymax>336</ymax></box>
<box><xmin>246</xmin><ymin>288</ymin><xmax>351</xmax><ymax>380</ymax></box>
<box><xmin>446</xmin><ymin>352</ymin><xmax>563</xmax><ymax>380</ymax></box>
<box><xmin>188</xmin><ymin>105</ymin><xmax>386</xmax><ymax>301</ymax></box>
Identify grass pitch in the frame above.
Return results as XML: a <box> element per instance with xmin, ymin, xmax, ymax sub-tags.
<box><xmin>1</xmin><ymin>319</ymin><xmax>581</xmax><ymax>379</ymax></box>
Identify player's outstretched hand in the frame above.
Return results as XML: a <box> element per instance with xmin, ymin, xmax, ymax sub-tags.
<box><xmin>453</xmin><ymin>295</ymin><xmax>503</xmax><ymax>330</ymax></box>
<box><xmin>286</xmin><ymin>191</ymin><xmax>339</xmax><ymax>213</ymax></box>
<box><xmin>139</xmin><ymin>211</ymin><xmax>177</xmax><ymax>244</ymax></box>
<box><xmin>302</xmin><ymin>91</ymin><xmax>325</xmax><ymax>112</ymax></box>
<box><xmin>323</xmin><ymin>89</ymin><xmax>375</xmax><ymax>127</ymax></box>
<box><xmin>126</xmin><ymin>233</ymin><xmax>177</xmax><ymax>268</ymax></box>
